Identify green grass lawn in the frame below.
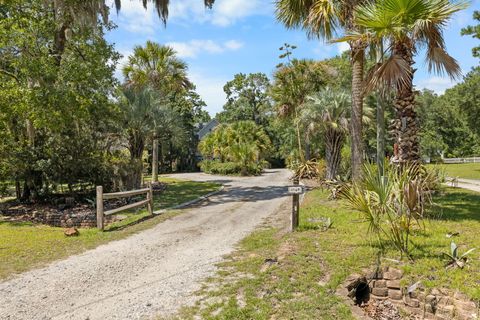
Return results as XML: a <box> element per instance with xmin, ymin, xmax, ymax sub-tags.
<box><xmin>0</xmin><ymin>178</ymin><xmax>220</xmax><ymax>280</ymax></box>
<box><xmin>428</xmin><ymin>162</ymin><xmax>480</xmax><ymax>180</ymax></box>
<box><xmin>177</xmin><ymin>187</ymin><xmax>480</xmax><ymax>319</ymax></box>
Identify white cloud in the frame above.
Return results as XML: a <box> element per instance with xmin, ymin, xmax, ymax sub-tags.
<box><xmin>224</xmin><ymin>40</ymin><xmax>244</xmax><ymax>50</ymax></box>
<box><xmin>114</xmin><ymin>48</ymin><xmax>133</xmax><ymax>80</ymax></box>
<box><xmin>110</xmin><ymin>0</ymin><xmax>156</xmax><ymax>35</ymax></box>
<box><xmin>337</xmin><ymin>42</ymin><xmax>350</xmax><ymax>54</ymax></box>
<box><xmin>415</xmin><ymin>77</ymin><xmax>458</xmax><ymax>94</ymax></box>
<box><xmin>168</xmin><ymin>0</ymin><xmax>271</xmax><ymax>27</ymax></box>
<box><xmin>190</xmin><ymin>72</ymin><xmax>228</xmax><ymax>116</ymax></box>
<box><xmin>167</xmin><ymin>39</ymin><xmax>244</xmax><ymax>58</ymax></box>
<box><xmin>108</xmin><ymin>0</ymin><xmax>271</xmax><ymax>31</ymax></box>
<box><xmin>210</xmin><ymin>0</ymin><xmax>268</xmax><ymax>26</ymax></box>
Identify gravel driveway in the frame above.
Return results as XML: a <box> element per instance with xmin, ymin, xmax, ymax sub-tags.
<box><xmin>0</xmin><ymin>169</ymin><xmax>291</xmax><ymax>320</ymax></box>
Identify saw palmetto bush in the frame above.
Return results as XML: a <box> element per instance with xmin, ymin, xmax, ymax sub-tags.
<box><xmin>342</xmin><ymin>162</ymin><xmax>441</xmax><ymax>259</ymax></box>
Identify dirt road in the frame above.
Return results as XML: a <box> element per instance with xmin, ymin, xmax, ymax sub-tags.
<box><xmin>0</xmin><ymin>169</ymin><xmax>291</xmax><ymax>320</ymax></box>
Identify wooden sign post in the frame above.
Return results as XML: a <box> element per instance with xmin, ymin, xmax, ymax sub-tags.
<box><xmin>288</xmin><ymin>178</ymin><xmax>303</xmax><ymax>232</ymax></box>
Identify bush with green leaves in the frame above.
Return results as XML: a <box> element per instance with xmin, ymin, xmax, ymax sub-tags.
<box><xmin>342</xmin><ymin>162</ymin><xmax>441</xmax><ymax>259</ymax></box>
<box><xmin>199</xmin><ymin>160</ymin><xmax>266</xmax><ymax>176</ymax></box>
<box><xmin>198</xmin><ymin>121</ymin><xmax>271</xmax><ymax>176</ymax></box>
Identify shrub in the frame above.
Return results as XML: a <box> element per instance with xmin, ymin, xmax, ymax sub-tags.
<box><xmin>199</xmin><ymin>160</ymin><xmax>266</xmax><ymax>176</ymax></box>
<box><xmin>292</xmin><ymin>159</ymin><xmax>326</xmax><ymax>180</ymax></box>
<box><xmin>342</xmin><ymin>162</ymin><xmax>440</xmax><ymax>259</ymax></box>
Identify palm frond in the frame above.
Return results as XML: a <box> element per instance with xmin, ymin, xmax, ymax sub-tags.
<box><xmin>365</xmin><ymin>54</ymin><xmax>412</xmax><ymax>93</ymax></box>
<box><xmin>275</xmin><ymin>0</ymin><xmax>343</xmax><ymax>40</ymax></box>
<box><xmin>426</xmin><ymin>46</ymin><xmax>462</xmax><ymax>79</ymax></box>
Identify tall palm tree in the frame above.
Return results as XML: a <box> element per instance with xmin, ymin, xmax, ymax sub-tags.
<box><xmin>270</xmin><ymin>58</ymin><xmax>331</xmax><ymax>161</ymax></box>
<box><xmin>275</xmin><ymin>0</ymin><xmax>366</xmax><ymax>181</ymax></box>
<box><xmin>343</xmin><ymin>0</ymin><xmax>465</xmax><ymax>162</ymax></box>
<box><xmin>123</xmin><ymin>41</ymin><xmax>190</xmax><ymax>93</ymax></box>
<box><xmin>301</xmin><ymin>88</ymin><xmax>351</xmax><ymax>180</ymax></box>
<box><xmin>119</xmin><ymin>86</ymin><xmax>160</xmax><ymax>189</ymax></box>
<box><xmin>123</xmin><ymin>41</ymin><xmax>190</xmax><ymax>182</ymax></box>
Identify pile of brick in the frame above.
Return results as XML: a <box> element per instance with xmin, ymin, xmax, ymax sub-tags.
<box><xmin>346</xmin><ymin>266</ymin><xmax>478</xmax><ymax>320</ymax></box>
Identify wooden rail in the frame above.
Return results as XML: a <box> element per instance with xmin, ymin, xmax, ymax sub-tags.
<box><xmin>96</xmin><ymin>185</ymin><xmax>153</xmax><ymax>230</ymax></box>
<box><xmin>443</xmin><ymin>157</ymin><xmax>480</xmax><ymax>164</ymax></box>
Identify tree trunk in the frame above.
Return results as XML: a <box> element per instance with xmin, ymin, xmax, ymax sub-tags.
<box><xmin>350</xmin><ymin>44</ymin><xmax>365</xmax><ymax>181</ymax></box>
<box><xmin>376</xmin><ymin>92</ymin><xmax>386</xmax><ymax>175</ymax></box>
<box><xmin>305</xmin><ymin>134</ymin><xmax>311</xmax><ymax>161</ymax></box>
<box><xmin>325</xmin><ymin>128</ymin><xmax>346</xmax><ymax>180</ymax></box>
<box><xmin>151</xmin><ymin>138</ymin><xmax>159</xmax><ymax>182</ymax></box>
<box><xmin>15</xmin><ymin>179</ymin><xmax>21</xmax><ymax>200</ymax></box>
<box><xmin>128</xmin><ymin>132</ymin><xmax>145</xmax><ymax>189</ymax></box>
<box><xmin>392</xmin><ymin>41</ymin><xmax>419</xmax><ymax>163</ymax></box>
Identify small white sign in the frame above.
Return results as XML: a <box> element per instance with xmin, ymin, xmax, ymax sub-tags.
<box><xmin>288</xmin><ymin>186</ymin><xmax>304</xmax><ymax>194</ymax></box>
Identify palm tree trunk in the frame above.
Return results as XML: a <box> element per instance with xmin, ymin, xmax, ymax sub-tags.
<box><xmin>376</xmin><ymin>92</ymin><xmax>386</xmax><ymax>175</ymax></box>
<box><xmin>152</xmin><ymin>138</ymin><xmax>159</xmax><ymax>182</ymax></box>
<box><xmin>350</xmin><ymin>44</ymin><xmax>365</xmax><ymax>181</ymax></box>
<box><xmin>325</xmin><ymin>128</ymin><xmax>345</xmax><ymax>180</ymax></box>
<box><xmin>392</xmin><ymin>41</ymin><xmax>419</xmax><ymax>163</ymax></box>
<box><xmin>128</xmin><ymin>132</ymin><xmax>145</xmax><ymax>189</ymax></box>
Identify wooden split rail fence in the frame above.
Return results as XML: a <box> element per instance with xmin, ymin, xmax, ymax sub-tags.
<box><xmin>96</xmin><ymin>185</ymin><xmax>153</xmax><ymax>230</ymax></box>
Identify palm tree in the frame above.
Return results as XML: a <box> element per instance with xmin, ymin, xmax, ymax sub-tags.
<box><xmin>123</xmin><ymin>41</ymin><xmax>190</xmax><ymax>182</ymax></box>
<box><xmin>343</xmin><ymin>0</ymin><xmax>465</xmax><ymax>162</ymax></box>
<box><xmin>301</xmin><ymin>88</ymin><xmax>351</xmax><ymax>180</ymax></box>
<box><xmin>275</xmin><ymin>0</ymin><xmax>367</xmax><ymax>181</ymax></box>
<box><xmin>119</xmin><ymin>86</ymin><xmax>160</xmax><ymax>189</ymax></box>
<box><xmin>270</xmin><ymin>57</ymin><xmax>331</xmax><ymax>161</ymax></box>
<box><xmin>151</xmin><ymin>106</ymin><xmax>188</xmax><ymax>180</ymax></box>
<box><xmin>123</xmin><ymin>41</ymin><xmax>190</xmax><ymax>93</ymax></box>
<box><xmin>198</xmin><ymin>121</ymin><xmax>271</xmax><ymax>175</ymax></box>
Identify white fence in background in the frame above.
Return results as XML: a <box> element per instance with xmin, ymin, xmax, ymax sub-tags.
<box><xmin>442</xmin><ymin>157</ymin><xmax>480</xmax><ymax>164</ymax></box>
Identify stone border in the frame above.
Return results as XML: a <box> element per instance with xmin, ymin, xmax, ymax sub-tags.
<box><xmin>153</xmin><ymin>185</ymin><xmax>225</xmax><ymax>215</ymax></box>
<box><xmin>343</xmin><ymin>266</ymin><xmax>479</xmax><ymax>320</ymax></box>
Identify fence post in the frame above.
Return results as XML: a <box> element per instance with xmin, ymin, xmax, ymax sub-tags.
<box><xmin>291</xmin><ymin>177</ymin><xmax>300</xmax><ymax>232</ymax></box>
<box><xmin>96</xmin><ymin>186</ymin><xmax>104</xmax><ymax>231</ymax></box>
<box><xmin>147</xmin><ymin>183</ymin><xmax>153</xmax><ymax>216</ymax></box>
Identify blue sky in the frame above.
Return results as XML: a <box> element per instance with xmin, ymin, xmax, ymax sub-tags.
<box><xmin>106</xmin><ymin>0</ymin><xmax>480</xmax><ymax>116</ymax></box>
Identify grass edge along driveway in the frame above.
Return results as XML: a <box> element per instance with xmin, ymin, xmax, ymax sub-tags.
<box><xmin>0</xmin><ymin>178</ymin><xmax>220</xmax><ymax>280</ymax></box>
<box><xmin>176</xmin><ymin>187</ymin><xmax>480</xmax><ymax>319</ymax></box>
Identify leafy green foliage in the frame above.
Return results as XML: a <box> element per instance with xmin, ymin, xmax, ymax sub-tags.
<box><xmin>417</xmin><ymin>82</ymin><xmax>480</xmax><ymax>159</ymax></box>
<box><xmin>198</xmin><ymin>121</ymin><xmax>271</xmax><ymax>176</ymax></box>
<box><xmin>443</xmin><ymin>241</ymin><xmax>476</xmax><ymax>269</ymax></box>
<box><xmin>217</xmin><ymin>73</ymin><xmax>271</xmax><ymax>125</ymax></box>
<box><xmin>0</xmin><ymin>1</ymin><xmax>120</xmax><ymax>200</ymax></box>
<box><xmin>199</xmin><ymin>160</ymin><xmax>267</xmax><ymax>176</ymax></box>
<box><xmin>342</xmin><ymin>162</ymin><xmax>441</xmax><ymax>259</ymax></box>
<box><xmin>461</xmin><ymin>10</ymin><xmax>480</xmax><ymax>58</ymax></box>
<box><xmin>301</xmin><ymin>87</ymin><xmax>351</xmax><ymax>180</ymax></box>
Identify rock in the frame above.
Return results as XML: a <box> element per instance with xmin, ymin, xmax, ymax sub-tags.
<box><xmin>436</xmin><ymin>305</ymin><xmax>454</xmax><ymax>318</ymax></box>
<box><xmin>457</xmin><ymin>310</ymin><xmax>478</xmax><ymax>320</ymax></box>
<box><xmin>425</xmin><ymin>294</ymin><xmax>436</xmax><ymax>304</ymax></box>
<box><xmin>64</xmin><ymin>227</ymin><xmax>79</xmax><ymax>237</ymax></box>
<box><xmin>66</xmin><ymin>218</ymin><xmax>74</xmax><ymax>227</ymax></box>
<box><xmin>388</xmin><ymin>289</ymin><xmax>403</xmax><ymax>300</ymax></box>
<box><xmin>386</xmin><ymin>280</ymin><xmax>401</xmax><ymax>289</ymax></box>
<box><xmin>383</xmin><ymin>268</ymin><xmax>403</xmax><ymax>280</ymax></box>
<box><xmin>454</xmin><ymin>299</ymin><xmax>477</xmax><ymax>312</ymax></box>
<box><xmin>403</xmin><ymin>296</ymin><xmax>420</xmax><ymax>308</ymax></box>
<box><xmin>374</xmin><ymin>280</ymin><xmax>387</xmax><ymax>288</ymax></box>
<box><xmin>372</xmin><ymin>287</ymin><xmax>389</xmax><ymax>297</ymax></box>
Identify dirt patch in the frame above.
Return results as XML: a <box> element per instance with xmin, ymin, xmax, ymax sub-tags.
<box><xmin>362</xmin><ymin>300</ymin><xmax>402</xmax><ymax>320</ymax></box>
